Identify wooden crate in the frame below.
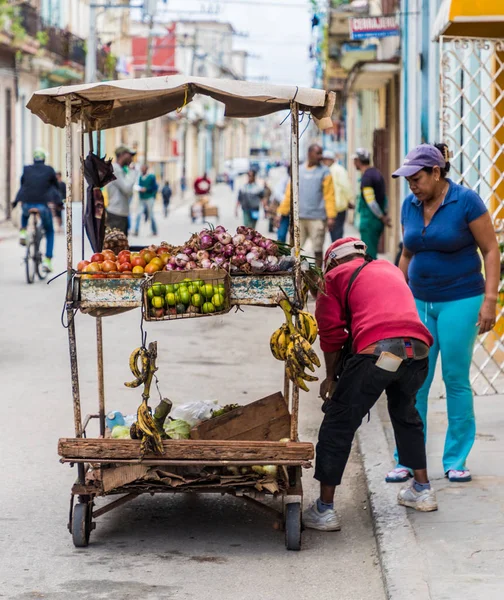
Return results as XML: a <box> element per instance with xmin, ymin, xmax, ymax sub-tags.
<box><xmin>190</xmin><ymin>391</ymin><xmax>290</xmax><ymax>441</ymax></box>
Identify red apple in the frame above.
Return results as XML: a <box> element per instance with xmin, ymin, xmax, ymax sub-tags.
<box><xmin>102</xmin><ymin>250</ymin><xmax>116</xmax><ymax>261</ymax></box>
<box><xmin>90</xmin><ymin>253</ymin><xmax>105</xmax><ymax>263</ymax></box>
<box><xmin>131</xmin><ymin>256</ymin><xmax>146</xmax><ymax>268</ymax></box>
<box><xmin>92</xmin><ymin>273</ymin><xmax>107</xmax><ymax>279</ymax></box>
<box><xmin>118</xmin><ymin>262</ymin><xmax>132</xmax><ymax>272</ymax></box>
<box><xmin>77</xmin><ymin>260</ymin><xmax>90</xmax><ymax>272</ymax></box>
<box><xmin>101</xmin><ymin>260</ymin><xmax>117</xmax><ymax>273</ymax></box>
<box><xmin>118</xmin><ymin>251</ymin><xmax>131</xmax><ymax>264</ymax></box>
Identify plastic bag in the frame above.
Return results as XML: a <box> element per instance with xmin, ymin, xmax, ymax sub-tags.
<box><xmin>171</xmin><ymin>400</ymin><xmax>220</xmax><ymax>427</ymax></box>
<box><xmin>164</xmin><ymin>419</ymin><xmax>191</xmax><ymax>439</ymax></box>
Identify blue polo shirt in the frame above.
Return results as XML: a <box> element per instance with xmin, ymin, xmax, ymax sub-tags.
<box><xmin>401</xmin><ymin>179</ymin><xmax>487</xmax><ymax>302</ymax></box>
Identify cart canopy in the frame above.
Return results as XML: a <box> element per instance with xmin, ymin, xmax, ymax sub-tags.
<box><xmin>27</xmin><ymin>75</ymin><xmax>336</xmax><ymax>131</ymax></box>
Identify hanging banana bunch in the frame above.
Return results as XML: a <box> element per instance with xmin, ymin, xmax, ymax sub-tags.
<box><xmin>124</xmin><ymin>342</ymin><xmax>164</xmax><ymax>457</ymax></box>
<box><xmin>270</xmin><ymin>297</ymin><xmax>320</xmax><ymax>392</ymax></box>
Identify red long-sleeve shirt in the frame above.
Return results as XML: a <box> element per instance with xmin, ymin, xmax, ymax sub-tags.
<box><xmin>315</xmin><ymin>258</ymin><xmax>433</xmax><ymax>354</ymax></box>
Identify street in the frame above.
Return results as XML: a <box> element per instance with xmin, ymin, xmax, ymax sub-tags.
<box><xmin>0</xmin><ymin>183</ymin><xmax>386</xmax><ymax>600</ymax></box>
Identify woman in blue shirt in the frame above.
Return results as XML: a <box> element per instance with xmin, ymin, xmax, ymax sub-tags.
<box><xmin>388</xmin><ymin>144</ymin><xmax>500</xmax><ymax>483</ymax></box>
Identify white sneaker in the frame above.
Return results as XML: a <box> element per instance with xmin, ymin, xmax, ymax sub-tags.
<box><xmin>397</xmin><ymin>480</ymin><xmax>438</xmax><ymax>512</ymax></box>
<box><xmin>302</xmin><ymin>501</ymin><xmax>341</xmax><ymax>531</ymax></box>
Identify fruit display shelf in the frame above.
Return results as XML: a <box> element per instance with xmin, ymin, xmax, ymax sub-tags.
<box><xmin>76</xmin><ymin>272</ymin><xmax>296</xmax><ymax>310</ymax></box>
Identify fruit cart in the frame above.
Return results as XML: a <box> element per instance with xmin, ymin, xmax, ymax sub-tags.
<box><xmin>27</xmin><ymin>76</ymin><xmax>335</xmax><ymax>550</ymax></box>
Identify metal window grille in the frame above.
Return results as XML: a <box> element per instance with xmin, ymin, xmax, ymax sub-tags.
<box><xmin>440</xmin><ymin>36</ymin><xmax>504</xmax><ymax>395</ymax></box>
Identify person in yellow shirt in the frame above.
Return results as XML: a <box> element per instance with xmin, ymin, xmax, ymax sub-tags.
<box><xmin>322</xmin><ymin>150</ymin><xmax>354</xmax><ymax>241</ymax></box>
<box><xmin>277</xmin><ymin>144</ymin><xmax>336</xmax><ymax>267</ymax></box>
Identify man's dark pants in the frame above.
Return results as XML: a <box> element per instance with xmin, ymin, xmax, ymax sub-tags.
<box><xmin>329</xmin><ymin>210</ymin><xmax>346</xmax><ymax>242</ymax></box>
<box><xmin>106</xmin><ymin>211</ymin><xmax>128</xmax><ymax>235</ymax></box>
<box><xmin>315</xmin><ymin>354</ymin><xmax>428</xmax><ymax>485</ymax></box>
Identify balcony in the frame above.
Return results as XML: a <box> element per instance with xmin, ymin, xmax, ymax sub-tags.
<box><xmin>19</xmin><ymin>1</ymin><xmax>85</xmax><ymax>67</ymax></box>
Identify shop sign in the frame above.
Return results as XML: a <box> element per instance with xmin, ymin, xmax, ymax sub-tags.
<box><xmin>349</xmin><ymin>16</ymin><xmax>400</xmax><ymax>40</ymax></box>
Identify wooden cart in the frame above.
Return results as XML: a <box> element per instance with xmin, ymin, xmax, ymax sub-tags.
<box><xmin>27</xmin><ymin>76</ymin><xmax>335</xmax><ymax>550</ymax></box>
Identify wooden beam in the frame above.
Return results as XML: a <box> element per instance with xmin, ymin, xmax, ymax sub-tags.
<box><xmin>58</xmin><ymin>438</ymin><xmax>314</xmax><ymax>461</ymax></box>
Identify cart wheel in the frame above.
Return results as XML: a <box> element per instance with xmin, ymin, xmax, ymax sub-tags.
<box><xmin>72</xmin><ymin>502</ymin><xmax>91</xmax><ymax>548</ymax></box>
<box><xmin>285</xmin><ymin>502</ymin><xmax>301</xmax><ymax>551</ymax></box>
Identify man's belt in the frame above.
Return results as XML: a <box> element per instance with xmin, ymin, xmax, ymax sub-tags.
<box><xmin>360</xmin><ymin>337</ymin><xmax>429</xmax><ymax>360</ymax></box>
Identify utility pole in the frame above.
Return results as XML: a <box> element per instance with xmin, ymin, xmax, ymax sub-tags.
<box><xmin>85</xmin><ymin>3</ymin><xmax>97</xmax><ymax>83</ymax></box>
<box><xmin>142</xmin><ymin>12</ymin><xmax>155</xmax><ymax>164</ymax></box>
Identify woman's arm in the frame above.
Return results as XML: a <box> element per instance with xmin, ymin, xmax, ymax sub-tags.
<box><xmin>397</xmin><ymin>227</ymin><xmax>413</xmax><ymax>282</ymax></box>
<box><xmin>469</xmin><ymin>212</ymin><xmax>500</xmax><ymax>334</ymax></box>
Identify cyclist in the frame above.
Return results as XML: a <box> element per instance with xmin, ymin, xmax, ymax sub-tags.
<box><xmin>13</xmin><ymin>148</ymin><xmax>61</xmax><ymax>272</ymax></box>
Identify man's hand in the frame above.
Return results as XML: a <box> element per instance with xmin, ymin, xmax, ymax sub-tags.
<box><xmin>381</xmin><ymin>215</ymin><xmax>392</xmax><ymax>227</ymax></box>
<box><xmin>327</xmin><ymin>218</ymin><xmax>336</xmax><ymax>231</ymax></box>
<box><xmin>319</xmin><ymin>377</ymin><xmax>336</xmax><ymax>401</ymax></box>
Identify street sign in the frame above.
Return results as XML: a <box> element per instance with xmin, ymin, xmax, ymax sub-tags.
<box><xmin>349</xmin><ymin>16</ymin><xmax>400</xmax><ymax>40</ymax></box>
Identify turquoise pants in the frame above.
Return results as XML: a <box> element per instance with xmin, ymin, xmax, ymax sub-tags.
<box><xmin>395</xmin><ymin>294</ymin><xmax>483</xmax><ymax>472</ymax></box>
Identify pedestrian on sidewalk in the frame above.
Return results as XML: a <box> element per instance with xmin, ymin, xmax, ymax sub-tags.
<box><xmin>303</xmin><ymin>237</ymin><xmax>438</xmax><ymax>532</ymax></box>
<box><xmin>322</xmin><ymin>150</ymin><xmax>354</xmax><ymax>242</ymax></box>
<box><xmin>275</xmin><ymin>165</ymin><xmax>290</xmax><ymax>243</ymax></box>
<box><xmin>13</xmin><ymin>148</ymin><xmax>60</xmax><ymax>273</ymax></box>
<box><xmin>388</xmin><ymin>143</ymin><xmax>500</xmax><ymax>483</ymax></box>
<box><xmin>54</xmin><ymin>172</ymin><xmax>66</xmax><ymax>233</ymax></box>
<box><xmin>277</xmin><ymin>144</ymin><xmax>337</xmax><ymax>268</ymax></box>
<box><xmin>162</xmin><ymin>181</ymin><xmax>172</xmax><ymax>218</ymax></box>
<box><xmin>354</xmin><ymin>149</ymin><xmax>391</xmax><ymax>258</ymax></box>
<box><xmin>106</xmin><ymin>146</ymin><xmax>137</xmax><ymax>235</ymax></box>
<box><xmin>134</xmin><ymin>164</ymin><xmax>158</xmax><ymax>236</ymax></box>
<box><xmin>236</xmin><ymin>169</ymin><xmax>265</xmax><ymax>230</ymax></box>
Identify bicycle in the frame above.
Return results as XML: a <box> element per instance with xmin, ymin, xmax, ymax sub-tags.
<box><xmin>24</xmin><ymin>208</ymin><xmax>48</xmax><ymax>284</ymax></box>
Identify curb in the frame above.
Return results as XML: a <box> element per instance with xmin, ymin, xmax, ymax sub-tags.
<box><xmin>357</xmin><ymin>405</ymin><xmax>432</xmax><ymax>600</ymax></box>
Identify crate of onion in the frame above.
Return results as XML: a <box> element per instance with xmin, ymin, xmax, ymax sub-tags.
<box><xmin>143</xmin><ymin>269</ymin><xmax>231</xmax><ymax>321</ymax></box>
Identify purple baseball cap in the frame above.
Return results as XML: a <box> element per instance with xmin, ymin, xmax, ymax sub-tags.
<box><xmin>392</xmin><ymin>144</ymin><xmax>446</xmax><ymax>178</ymax></box>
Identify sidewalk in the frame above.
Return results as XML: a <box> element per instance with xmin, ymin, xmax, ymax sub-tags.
<box><xmin>358</xmin><ymin>371</ymin><xmax>504</xmax><ymax>600</ymax></box>
<box><xmin>0</xmin><ymin>219</ymin><xmax>17</xmax><ymax>242</ymax></box>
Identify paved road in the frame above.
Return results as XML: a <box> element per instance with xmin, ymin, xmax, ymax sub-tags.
<box><xmin>0</xmin><ymin>182</ymin><xmax>385</xmax><ymax>600</ymax></box>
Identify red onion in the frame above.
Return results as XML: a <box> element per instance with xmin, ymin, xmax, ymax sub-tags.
<box><xmin>168</xmin><ymin>257</ymin><xmax>177</xmax><ymax>266</ymax></box>
<box><xmin>222</xmin><ymin>260</ymin><xmax>230</xmax><ymax>270</ymax></box>
<box><xmin>266</xmin><ymin>255</ymin><xmax>279</xmax><ymax>267</ymax></box>
<box><xmin>245</xmin><ymin>232</ymin><xmax>254</xmax><ymax>241</ymax></box>
<box><xmin>216</xmin><ymin>231</ymin><xmax>232</xmax><ymax>245</ymax></box>
<box><xmin>232</xmin><ymin>233</ymin><xmax>246</xmax><ymax>246</ymax></box>
<box><xmin>191</xmin><ymin>252</ymin><xmax>199</xmax><ymax>261</ymax></box>
<box><xmin>201</xmin><ymin>258</ymin><xmax>212</xmax><ymax>269</ymax></box>
<box><xmin>242</xmin><ymin>239</ymin><xmax>253</xmax><ymax>252</ymax></box>
<box><xmin>250</xmin><ymin>259</ymin><xmax>265</xmax><ymax>273</ymax></box>
<box><xmin>210</xmin><ymin>262</ymin><xmax>220</xmax><ymax>270</ymax></box>
<box><xmin>236</xmin><ymin>225</ymin><xmax>248</xmax><ymax>235</ymax></box>
<box><xmin>175</xmin><ymin>266</ymin><xmax>185</xmax><ymax>271</ymax></box>
<box><xmin>214</xmin><ymin>225</ymin><xmax>226</xmax><ymax>234</ymax></box>
<box><xmin>187</xmin><ymin>261</ymin><xmax>197</xmax><ymax>269</ymax></box>
<box><xmin>164</xmin><ymin>263</ymin><xmax>175</xmax><ymax>271</ymax></box>
<box><xmin>246</xmin><ymin>250</ymin><xmax>260</xmax><ymax>264</ymax></box>
<box><xmin>196</xmin><ymin>249</ymin><xmax>209</xmax><ymax>261</ymax></box>
<box><xmin>183</xmin><ymin>246</ymin><xmax>193</xmax><ymax>256</ymax></box>
<box><xmin>235</xmin><ymin>245</ymin><xmax>246</xmax><ymax>255</ymax></box>
<box><xmin>214</xmin><ymin>256</ymin><xmax>225</xmax><ymax>266</ymax></box>
<box><xmin>213</xmin><ymin>242</ymin><xmax>224</xmax><ymax>255</ymax></box>
<box><xmin>255</xmin><ymin>247</ymin><xmax>266</xmax><ymax>260</ymax></box>
<box><xmin>264</xmin><ymin>239</ymin><xmax>279</xmax><ymax>256</ymax></box>
<box><xmin>199</xmin><ymin>234</ymin><xmax>214</xmax><ymax>250</ymax></box>
<box><xmin>253</xmin><ymin>235</ymin><xmax>263</xmax><ymax>246</ymax></box>
<box><xmin>231</xmin><ymin>254</ymin><xmax>247</xmax><ymax>266</ymax></box>
<box><xmin>223</xmin><ymin>244</ymin><xmax>235</xmax><ymax>258</ymax></box>
<box><xmin>175</xmin><ymin>253</ymin><xmax>189</xmax><ymax>267</ymax></box>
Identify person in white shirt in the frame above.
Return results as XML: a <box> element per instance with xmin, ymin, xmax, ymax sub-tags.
<box><xmin>322</xmin><ymin>150</ymin><xmax>354</xmax><ymax>242</ymax></box>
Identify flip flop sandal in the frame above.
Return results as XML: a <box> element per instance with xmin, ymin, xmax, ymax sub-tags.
<box><xmin>446</xmin><ymin>469</ymin><xmax>472</xmax><ymax>482</ymax></box>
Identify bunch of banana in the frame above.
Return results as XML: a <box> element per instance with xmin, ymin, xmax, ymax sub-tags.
<box><xmin>124</xmin><ymin>342</ymin><xmax>164</xmax><ymax>456</ymax></box>
<box><xmin>269</xmin><ymin>298</ymin><xmax>320</xmax><ymax>392</ymax></box>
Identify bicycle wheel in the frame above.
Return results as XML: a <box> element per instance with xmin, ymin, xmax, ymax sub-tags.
<box><xmin>35</xmin><ymin>226</ymin><xmax>48</xmax><ymax>280</ymax></box>
<box><xmin>25</xmin><ymin>236</ymin><xmax>36</xmax><ymax>284</ymax></box>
